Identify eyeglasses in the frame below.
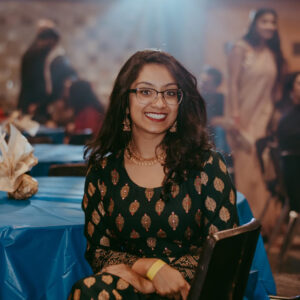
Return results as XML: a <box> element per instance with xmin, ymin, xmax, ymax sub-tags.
<box><xmin>128</xmin><ymin>88</ymin><xmax>184</xmax><ymax>106</ymax></box>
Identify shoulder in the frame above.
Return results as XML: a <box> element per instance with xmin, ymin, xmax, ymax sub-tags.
<box><xmin>86</xmin><ymin>152</ymin><xmax>118</xmax><ymax>178</ymax></box>
<box><xmin>201</xmin><ymin>150</ymin><xmax>229</xmax><ymax>180</ymax></box>
<box><xmin>229</xmin><ymin>40</ymin><xmax>250</xmax><ymax>59</ymax></box>
<box><xmin>234</xmin><ymin>39</ymin><xmax>252</xmax><ymax>51</ymax></box>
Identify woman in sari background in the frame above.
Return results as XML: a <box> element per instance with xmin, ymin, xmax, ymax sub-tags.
<box><xmin>69</xmin><ymin>50</ymin><xmax>238</xmax><ymax>300</ymax></box>
<box><xmin>226</xmin><ymin>8</ymin><xmax>285</xmax><ymax>236</ymax></box>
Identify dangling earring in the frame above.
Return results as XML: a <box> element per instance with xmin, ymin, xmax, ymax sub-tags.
<box><xmin>169</xmin><ymin>120</ymin><xmax>177</xmax><ymax>133</ymax></box>
<box><xmin>123</xmin><ymin>109</ymin><xmax>131</xmax><ymax>132</ymax></box>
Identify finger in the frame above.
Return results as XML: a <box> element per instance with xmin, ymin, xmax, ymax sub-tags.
<box><xmin>180</xmin><ymin>284</ymin><xmax>190</xmax><ymax>300</ymax></box>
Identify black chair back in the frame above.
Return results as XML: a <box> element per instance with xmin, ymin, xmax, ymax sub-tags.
<box><xmin>188</xmin><ymin>219</ymin><xmax>261</xmax><ymax>300</ymax></box>
<box><xmin>48</xmin><ymin>163</ymin><xmax>87</xmax><ymax>177</ymax></box>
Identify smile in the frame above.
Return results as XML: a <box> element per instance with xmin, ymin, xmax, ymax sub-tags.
<box><xmin>145</xmin><ymin>112</ymin><xmax>167</xmax><ymax>121</ymax></box>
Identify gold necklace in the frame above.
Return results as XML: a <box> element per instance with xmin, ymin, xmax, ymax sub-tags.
<box><xmin>124</xmin><ymin>142</ymin><xmax>166</xmax><ymax>166</ymax></box>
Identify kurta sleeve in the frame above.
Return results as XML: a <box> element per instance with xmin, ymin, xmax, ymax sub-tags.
<box><xmin>200</xmin><ymin>151</ymin><xmax>239</xmax><ymax>235</ymax></box>
<box><xmin>169</xmin><ymin>151</ymin><xmax>239</xmax><ymax>282</ymax></box>
<box><xmin>82</xmin><ymin>164</ymin><xmax>140</xmax><ymax>273</ymax></box>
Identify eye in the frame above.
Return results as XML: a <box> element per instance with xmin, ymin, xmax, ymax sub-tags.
<box><xmin>165</xmin><ymin>89</ymin><xmax>177</xmax><ymax>97</ymax></box>
<box><xmin>138</xmin><ymin>88</ymin><xmax>154</xmax><ymax>97</ymax></box>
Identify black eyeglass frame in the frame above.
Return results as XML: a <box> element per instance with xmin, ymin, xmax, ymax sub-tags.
<box><xmin>128</xmin><ymin>88</ymin><xmax>184</xmax><ymax>105</ymax></box>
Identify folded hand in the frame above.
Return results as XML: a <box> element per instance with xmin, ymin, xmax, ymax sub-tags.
<box><xmin>102</xmin><ymin>264</ymin><xmax>155</xmax><ymax>294</ymax></box>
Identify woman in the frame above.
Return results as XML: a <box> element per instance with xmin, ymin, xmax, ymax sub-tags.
<box><xmin>226</xmin><ymin>8</ymin><xmax>285</xmax><ymax>233</ymax></box>
<box><xmin>277</xmin><ymin>72</ymin><xmax>300</xmax><ymax>213</ymax></box>
<box><xmin>69</xmin><ymin>50</ymin><xmax>239</xmax><ymax>300</ymax></box>
<box><xmin>68</xmin><ymin>80</ymin><xmax>105</xmax><ymax>135</ymax></box>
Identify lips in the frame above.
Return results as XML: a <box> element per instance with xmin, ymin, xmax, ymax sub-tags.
<box><xmin>145</xmin><ymin>112</ymin><xmax>167</xmax><ymax>121</ymax></box>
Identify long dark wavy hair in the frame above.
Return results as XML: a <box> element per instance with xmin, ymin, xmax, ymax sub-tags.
<box><xmin>243</xmin><ymin>8</ymin><xmax>285</xmax><ymax>86</ymax></box>
<box><xmin>85</xmin><ymin>50</ymin><xmax>212</xmax><ymax>198</ymax></box>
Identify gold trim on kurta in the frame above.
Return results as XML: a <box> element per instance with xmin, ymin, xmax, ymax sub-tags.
<box><xmin>195</xmin><ymin>209</ymin><xmax>202</xmax><ymax>227</ymax></box>
<box><xmin>112</xmin><ymin>289</ymin><xmax>122</xmax><ymax>300</ymax></box>
<box><xmin>145</xmin><ymin>188</ymin><xmax>154</xmax><ymax>202</ymax></box>
<box><xmin>219</xmin><ymin>206</ymin><xmax>231</xmax><ymax>222</ymax></box>
<box><xmin>209</xmin><ymin>224</ymin><xmax>219</xmax><ymax>234</ymax></box>
<box><xmin>98</xmin><ymin>289</ymin><xmax>110</xmax><ymax>300</ymax></box>
<box><xmin>100</xmin><ymin>158</ymin><xmax>107</xmax><ymax>169</ymax></box>
<box><xmin>73</xmin><ymin>289</ymin><xmax>81</xmax><ymax>300</ymax></box>
<box><xmin>98</xmin><ymin>181</ymin><xmax>107</xmax><ymax>199</ymax></box>
<box><xmin>171</xmin><ymin>184</ymin><xmax>180</xmax><ymax>198</ymax></box>
<box><xmin>147</xmin><ymin>237</ymin><xmax>157</xmax><ymax>249</ymax></box>
<box><xmin>184</xmin><ymin>226</ymin><xmax>193</xmax><ymax>240</ymax></box>
<box><xmin>100</xmin><ymin>236</ymin><xmax>110</xmax><ymax>247</ymax></box>
<box><xmin>219</xmin><ymin>159</ymin><xmax>227</xmax><ymax>173</ymax></box>
<box><xmin>87</xmin><ymin>221</ymin><xmax>94</xmax><ymax>237</ymax></box>
<box><xmin>116</xmin><ymin>213</ymin><xmax>125</xmax><ymax>232</ymax></box>
<box><xmin>88</xmin><ymin>182</ymin><xmax>96</xmax><ymax>197</ymax></box>
<box><xmin>102</xmin><ymin>275</ymin><xmax>113</xmax><ymax>285</ymax></box>
<box><xmin>168</xmin><ymin>212</ymin><xmax>179</xmax><ymax>231</ymax></box>
<box><xmin>182</xmin><ymin>194</ymin><xmax>192</xmax><ymax>213</ymax></box>
<box><xmin>83</xmin><ymin>277</ymin><xmax>96</xmax><ymax>288</ymax></box>
<box><xmin>194</xmin><ymin>176</ymin><xmax>201</xmax><ymax>194</ymax></box>
<box><xmin>120</xmin><ymin>184</ymin><xmax>130</xmax><ymax>200</ymax></box>
<box><xmin>157</xmin><ymin>229</ymin><xmax>167</xmax><ymax>238</ymax></box>
<box><xmin>108</xmin><ymin>198</ymin><xmax>114</xmax><ymax>216</ymax></box>
<box><xmin>117</xmin><ymin>278</ymin><xmax>129</xmax><ymax>290</ymax></box>
<box><xmin>129</xmin><ymin>200</ymin><xmax>140</xmax><ymax>216</ymax></box>
<box><xmin>111</xmin><ymin>169</ymin><xmax>119</xmax><ymax>186</ymax></box>
<box><xmin>92</xmin><ymin>209</ymin><xmax>101</xmax><ymax>225</ymax></box>
<box><xmin>205</xmin><ymin>196</ymin><xmax>216</xmax><ymax>212</ymax></box>
<box><xmin>200</xmin><ymin>172</ymin><xmax>208</xmax><ymax>185</ymax></box>
<box><xmin>130</xmin><ymin>229</ymin><xmax>140</xmax><ymax>239</ymax></box>
<box><xmin>141</xmin><ymin>213</ymin><xmax>151</xmax><ymax>231</ymax></box>
<box><xmin>98</xmin><ymin>201</ymin><xmax>106</xmax><ymax>216</ymax></box>
<box><xmin>214</xmin><ymin>177</ymin><xmax>224</xmax><ymax>193</ymax></box>
<box><xmin>155</xmin><ymin>199</ymin><xmax>165</xmax><ymax>216</ymax></box>
<box><xmin>229</xmin><ymin>189</ymin><xmax>235</xmax><ymax>205</ymax></box>
<box><xmin>82</xmin><ymin>194</ymin><xmax>88</xmax><ymax>210</ymax></box>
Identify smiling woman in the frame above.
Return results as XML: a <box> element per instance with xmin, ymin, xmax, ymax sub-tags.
<box><xmin>68</xmin><ymin>50</ymin><xmax>239</xmax><ymax>300</ymax></box>
<box><xmin>226</xmin><ymin>8</ymin><xmax>286</xmax><ymax>237</ymax></box>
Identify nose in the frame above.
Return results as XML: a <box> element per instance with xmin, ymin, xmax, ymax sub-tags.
<box><xmin>152</xmin><ymin>92</ymin><xmax>167</xmax><ymax>108</ymax></box>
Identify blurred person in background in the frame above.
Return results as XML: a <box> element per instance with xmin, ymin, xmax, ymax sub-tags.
<box><xmin>18</xmin><ymin>20</ymin><xmax>77</xmax><ymax>124</ymax></box>
<box><xmin>199</xmin><ymin>66</ymin><xmax>231</xmax><ymax>157</ymax></box>
<box><xmin>226</xmin><ymin>8</ymin><xmax>286</xmax><ymax>236</ymax></box>
<box><xmin>276</xmin><ymin>72</ymin><xmax>300</xmax><ymax>213</ymax></box>
<box><xmin>199</xmin><ymin>66</ymin><xmax>224</xmax><ymax>126</ymax></box>
<box><xmin>67</xmin><ymin>80</ymin><xmax>105</xmax><ymax>137</ymax></box>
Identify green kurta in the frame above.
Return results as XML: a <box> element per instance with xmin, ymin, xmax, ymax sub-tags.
<box><xmin>69</xmin><ymin>150</ymin><xmax>239</xmax><ymax>299</ymax></box>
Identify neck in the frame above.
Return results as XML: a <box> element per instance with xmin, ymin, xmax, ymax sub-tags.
<box><xmin>256</xmin><ymin>38</ymin><xmax>267</xmax><ymax>49</ymax></box>
<box><xmin>131</xmin><ymin>131</ymin><xmax>165</xmax><ymax>159</ymax></box>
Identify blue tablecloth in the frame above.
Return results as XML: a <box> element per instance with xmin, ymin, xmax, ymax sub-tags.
<box><xmin>0</xmin><ymin>178</ymin><xmax>276</xmax><ymax>300</ymax></box>
<box><xmin>30</xmin><ymin>144</ymin><xmax>85</xmax><ymax>176</ymax></box>
<box><xmin>237</xmin><ymin>193</ymin><xmax>276</xmax><ymax>299</ymax></box>
<box><xmin>25</xmin><ymin>126</ymin><xmax>65</xmax><ymax>144</ymax></box>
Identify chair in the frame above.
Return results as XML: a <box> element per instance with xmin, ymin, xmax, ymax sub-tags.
<box><xmin>269</xmin><ymin>296</ymin><xmax>300</xmax><ymax>300</ymax></box>
<box><xmin>276</xmin><ymin>152</ymin><xmax>300</xmax><ymax>270</ymax></box>
<box><xmin>27</xmin><ymin>136</ymin><xmax>53</xmax><ymax>144</ymax></box>
<box><xmin>68</xmin><ymin>130</ymin><xmax>93</xmax><ymax>145</ymax></box>
<box><xmin>187</xmin><ymin>219</ymin><xmax>261</xmax><ymax>300</ymax></box>
<box><xmin>48</xmin><ymin>163</ymin><xmax>87</xmax><ymax>176</ymax></box>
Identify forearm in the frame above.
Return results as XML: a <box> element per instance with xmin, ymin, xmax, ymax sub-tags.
<box><xmin>132</xmin><ymin>257</ymin><xmax>161</xmax><ymax>277</ymax></box>
<box><xmin>86</xmin><ymin>246</ymin><xmax>140</xmax><ymax>273</ymax></box>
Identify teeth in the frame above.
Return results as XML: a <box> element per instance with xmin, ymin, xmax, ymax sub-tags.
<box><xmin>145</xmin><ymin>113</ymin><xmax>166</xmax><ymax>120</ymax></box>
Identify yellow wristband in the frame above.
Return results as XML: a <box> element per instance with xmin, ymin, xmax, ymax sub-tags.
<box><xmin>146</xmin><ymin>259</ymin><xmax>166</xmax><ymax>281</ymax></box>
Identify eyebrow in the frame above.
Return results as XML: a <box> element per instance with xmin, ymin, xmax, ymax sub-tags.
<box><xmin>135</xmin><ymin>81</ymin><xmax>178</xmax><ymax>88</ymax></box>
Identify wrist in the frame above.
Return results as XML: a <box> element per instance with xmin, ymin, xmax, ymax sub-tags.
<box><xmin>146</xmin><ymin>259</ymin><xmax>166</xmax><ymax>281</ymax></box>
<box><xmin>132</xmin><ymin>258</ymin><xmax>157</xmax><ymax>276</ymax></box>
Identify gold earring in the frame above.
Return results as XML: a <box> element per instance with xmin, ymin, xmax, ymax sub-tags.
<box><xmin>169</xmin><ymin>120</ymin><xmax>177</xmax><ymax>133</ymax></box>
<box><xmin>123</xmin><ymin>113</ymin><xmax>131</xmax><ymax>132</ymax></box>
